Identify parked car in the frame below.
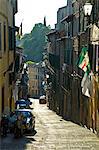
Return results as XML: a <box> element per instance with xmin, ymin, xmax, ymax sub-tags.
<box><xmin>16</xmin><ymin>109</ymin><xmax>35</xmax><ymax>132</ymax></box>
<box><xmin>16</xmin><ymin>99</ymin><xmax>32</xmax><ymax>109</ymax></box>
<box><xmin>39</xmin><ymin>95</ymin><xmax>46</xmax><ymax>104</ymax></box>
<box><xmin>9</xmin><ymin>109</ymin><xmax>35</xmax><ymax>132</ymax></box>
<box><xmin>18</xmin><ymin>103</ymin><xmax>30</xmax><ymax>109</ymax></box>
<box><xmin>25</xmin><ymin>99</ymin><xmax>32</xmax><ymax>105</ymax></box>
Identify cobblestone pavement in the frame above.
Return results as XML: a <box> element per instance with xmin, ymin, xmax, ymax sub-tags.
<box><xmin>0</xmin><ymin>99</ymin><xmax>99</xmax><ymax>150</ymax></box>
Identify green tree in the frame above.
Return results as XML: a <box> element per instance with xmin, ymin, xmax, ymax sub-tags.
<box><xmin>18</xmin><ymin>23</ymin><xmax>51</xmax><ymax>62</ymax></box>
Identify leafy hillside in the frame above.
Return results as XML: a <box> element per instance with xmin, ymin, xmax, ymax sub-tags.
<box><xmin>18</xmin><ymin>23</ymin><xmax>51</xmax><ymax>62</ymax></box>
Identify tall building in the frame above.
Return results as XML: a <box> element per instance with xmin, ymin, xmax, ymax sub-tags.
<box><xmin>28</xmin><ymin>64</ymin><xmax>39</xmax><ymax>98</ymax></box>
<box><xmin>47</xmin><ymin>0</ymin><xmax>99</xmax><ymax>134</ymax></box>
<box><xmin>0</xmin><ymin>0</ymin><xmax>18</xmax><ymax>118</ymax></box>
<box><xmin>28</xmin><ymin>62</ymin><xmax>45</xmax><ymax>98</ymax></box>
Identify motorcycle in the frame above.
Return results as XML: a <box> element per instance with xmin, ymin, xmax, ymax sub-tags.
<box><xmin>14</xmin><ymin>116</ymin><xmax>23</xmax><ymax>138</ymax></box>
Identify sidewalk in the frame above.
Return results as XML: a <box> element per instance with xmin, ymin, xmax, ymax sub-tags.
<box><xmin>32</xmin><ymin>99</ymin><xmax>99</xmax><ymax>150</ymax></box>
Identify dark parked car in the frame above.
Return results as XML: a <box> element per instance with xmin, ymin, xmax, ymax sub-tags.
<box><xmin>9</xmin><ymin>109</ymin><xmax>35</xmax><ymax>132</ymax></box>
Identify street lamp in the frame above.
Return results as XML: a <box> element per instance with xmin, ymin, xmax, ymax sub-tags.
<box><xmin>83</xmin><ymin>2</ymin><xmax>93</xmax><ymax>16</ymax></box>
<box><xmin>46</xmin><ymin>74</ymin><xmax>49</xmax><ymax>79</ymax></box>
<box><xmin>83</xmin><ymin>2</ymin><xmax>93</xmax><ymax>42</ymax></box>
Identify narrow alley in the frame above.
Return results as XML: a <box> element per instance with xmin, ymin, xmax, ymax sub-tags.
<box><xmin>1</xmin><ymin>99</ymin><xmax>99</xmax><ymax>150</ymax></box>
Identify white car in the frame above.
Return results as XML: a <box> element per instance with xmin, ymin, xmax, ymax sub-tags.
<box><xmin>39</xmin><ymin>95</ymin><xmax>46</xmax><ymax>104</ymax></box>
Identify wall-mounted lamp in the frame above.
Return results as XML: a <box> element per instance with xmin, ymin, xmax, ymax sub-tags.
<box><xmin>46</xmin><ymin>74</ymin><xmax>49</xmax><ymax>79</ymax></box>
<box><xmin>83</xmin><ymin>2</ymin><xmax>93</xmax><ymax>16</ymax></box>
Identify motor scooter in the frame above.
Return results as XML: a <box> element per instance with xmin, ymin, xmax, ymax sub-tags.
<box><xmin>14</xmin><ymin>116</ymin><xmax>23</xmax><ymax>138</ymax></box>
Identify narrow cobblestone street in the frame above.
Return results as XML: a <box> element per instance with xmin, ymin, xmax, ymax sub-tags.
<box><xmin>0</xmin><ymin>99</ymin><xmax>99</xmax><ymax>150</ymax></box>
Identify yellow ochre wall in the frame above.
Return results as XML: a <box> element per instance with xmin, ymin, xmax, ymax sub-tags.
<box><xmin>0</xmin><ymin>0</ymin><xmax>17</xmax><ymax>119</ymax></box>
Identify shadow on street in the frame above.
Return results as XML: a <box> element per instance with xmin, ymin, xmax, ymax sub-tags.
<box><xmin>0</xmin><ymin>130</ymin><xmax>37</xmax><ymax>150</ymax></box>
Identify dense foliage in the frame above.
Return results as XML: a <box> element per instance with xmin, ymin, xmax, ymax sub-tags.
<box><xmin>18</xmin><ymin>23</ymin><xmax>51</xmax><ymax>62</ymax></box>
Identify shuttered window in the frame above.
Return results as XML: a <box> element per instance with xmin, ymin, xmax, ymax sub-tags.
<box><xmin>9</xmin><ymin>26</ymin><xmax>15</xmax><ymax>50</ymax></box>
